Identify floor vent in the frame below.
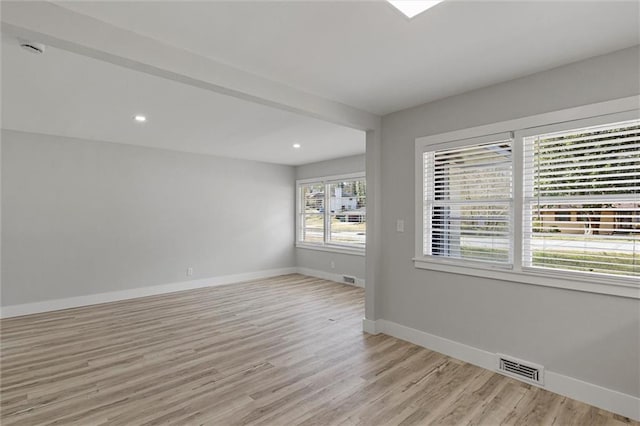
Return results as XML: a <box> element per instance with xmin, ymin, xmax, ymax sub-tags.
<box><xmin>497</xmin><ymin>354</ymin><xmax>544</xmax><ymax>385</ymax></box>
<box><xmin>343</xmin><ymin>275</ymin><xmax>356</xmax><ymax>284</ymax></box>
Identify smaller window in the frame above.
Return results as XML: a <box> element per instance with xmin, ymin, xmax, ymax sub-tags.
<box><xmin>423</xmin><ymin>134</ymin><xmax>514</xmax><ymax>266</ymax></box>
<box><xmin>299</xmin><ymin>183</ymin><xmax>325</xmax><ymax>244</ymax></box>
<box><xmin>297</xmin><ymin>174</ymin><xmax>366</xmax><ymax>252</ymax></box>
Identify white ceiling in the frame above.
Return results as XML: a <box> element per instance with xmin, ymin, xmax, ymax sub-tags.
<box><xmin>57</xmin><ymin>0</ymin><xmax>640</xmax><ymax>115</ymax></box>
<box><xmin>3</xmin><ymin>1</ymin><xmax>638</xmax><ymax>166</ymax></box>
<box><xmin>1</xmin><ymin>37</ymin><xmax>365</xmax><ymax>166</ymax></box>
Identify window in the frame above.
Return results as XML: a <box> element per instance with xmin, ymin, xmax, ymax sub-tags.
<box><xmin>297</xmin><ymin>173</ymin><xmax>366</xmax><ymax>253</ymax></box>
<box><xmin>423</xmin><ymin>134</ymin><xmax>513</xmax><ymax>266</ymax></box>
<box><xmin>416</xmin><ymin>102</ymin><xmax>639</xmax><ymax>297</ymax></box>
<box><xmin>523</xmin><ymin>120</ymin><xmax>639</xmax><ymax>277</ymax></box>
<box><xmin>299</xmin><ymin>183</ymin><xmax>325</xmax><ymax>244</ymax></box>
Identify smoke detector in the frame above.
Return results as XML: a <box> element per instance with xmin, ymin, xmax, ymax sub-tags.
<box><xmin>18</xmin><ymin>39</ymin><xmax>45</xmax><ymax>54</ymax></box>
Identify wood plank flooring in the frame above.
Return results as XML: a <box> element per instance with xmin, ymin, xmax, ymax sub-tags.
<box><xmin>1</xmin><ymin>274</ymin><xmax>636</xmax><ymax>425</ymax></box>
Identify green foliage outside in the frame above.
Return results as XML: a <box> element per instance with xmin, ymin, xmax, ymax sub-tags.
<box><xmin>460</xmin><ymin>246</ymin><xmax>638</xmax><ymax>277</ymax></box>
<box><xmin>532</xmin><ymin>249</ymin><xmax>638</xmax><ymax>276</ymax></box>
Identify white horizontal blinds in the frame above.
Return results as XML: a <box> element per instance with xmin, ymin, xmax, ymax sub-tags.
<box><xmin>328</xmin><ymin>179</ymin><xmax>366</xmax><ymax>246</ymax></box>
<box><xmin>300</xmin><ymin>183</ymin><xmax>324</xmax><ymax>244</ymax></box>
<box><xmin>523</xmin><ymin>119</ymin><xmax>640</xmax><ymax>278</ymax></box>
<box><xmin>424</xmin><ymin>136</ymin><xmax>514</xmax><ymax>264</ymax></box>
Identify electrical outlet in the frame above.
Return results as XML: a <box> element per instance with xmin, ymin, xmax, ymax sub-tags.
<box><xmin>396</xmin><ymin>219</ymin><xmax>405</xmax><ymax>233</ymax></box>
<box><xmin>187</xmin><ymin>267</ymin><xmax>193</xmax><ymax>277</ymax></box>
<box><xmin>330</xmin><ymin>261</ymin><xmax>335</xmax><ymax>269</ymax></box>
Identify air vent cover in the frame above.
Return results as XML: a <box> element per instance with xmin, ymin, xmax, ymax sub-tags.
<box><xmin>497</xmin><ymin>354</ymin><xmax>544</xmax><ymax>385</ymax></box>
<box><xmin>343</xmin><ymin>275</ymin><xmax>356</xmax><ymax>284</ymax></box>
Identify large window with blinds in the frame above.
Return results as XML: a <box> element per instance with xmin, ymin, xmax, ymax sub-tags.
<box><xmin>297</xmin><ymin>173</ymin><xmax>366</xmax><ymax>253</ymax></box>
<box><xmin>417</xmin><ymin>107</ymin><xmax>639</xmax><ymax>293</ymax></box>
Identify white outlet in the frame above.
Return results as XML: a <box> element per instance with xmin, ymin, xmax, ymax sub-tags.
<box><xmin>330</xmin><ymin>261</ymin><xmax>335</xmax><ymax>269</ymax></box>
<box><xmin>187</xmin><ymin>267</ymin><xmax>193</xmax><ymax>276</ymax></box>
<box><xmin>396</xmin><ymin>219</ymin><xmax>405</xmax><ymax>233</ymax></box>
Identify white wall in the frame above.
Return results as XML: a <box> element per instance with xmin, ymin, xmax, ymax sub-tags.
<box><xmin>1</xmin><ymin>130</ymin><xmax>295</xmax><ymax>306</ymax></box>
<box><xmin>295</xmin><ymin>154</ymin><xmax>366</xmax><ymax>282</ymax></box>
<box><xmin>379</xmin><ymin>46</ymin><xmax>640</xmax><ymax>398</ymax></box>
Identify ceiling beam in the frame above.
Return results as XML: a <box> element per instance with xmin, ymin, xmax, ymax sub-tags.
<box><xmin>1</xmin><ymin>1</ymin><xmax>380</xmax><ymax>131</ymax></box>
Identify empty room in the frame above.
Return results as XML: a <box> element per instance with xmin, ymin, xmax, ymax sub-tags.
<box><xmin>1</xmin><ymin>1</ymin><xmax>638</xmax><ymax>425</ymax></box>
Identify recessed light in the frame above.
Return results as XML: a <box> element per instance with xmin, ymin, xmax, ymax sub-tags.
<box><xmin>292</xmin><ymin>143</ymin><xmax>301</xmax><ymax>149</ymax></box>
<box><xmin>387</xmin><ymin>0</ymin><xmax>444</xmax><ymax>18</ymax></box>
<box><xmin>18</xmin><ymin>39</ymin><xmax>45</xmax><ymax>54</ymax></box>
<box><xmin>134</xmin><ymin>115</ymin><xmax>147</xmax><ymax>123</ymax></box>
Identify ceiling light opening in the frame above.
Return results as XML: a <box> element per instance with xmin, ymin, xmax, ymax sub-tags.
<box><xmin>387</xmin><ymin>0</ymin><xmax>444</xmax><ymax>19</ymax></box>
<box><xmin>292</xmin><ymin>143</ymin><xmax>301</xmax><ymax>149</ymax></box>
<box><xmin>134</xmin><ymin>115</ymin><xmax>147</xmax><ymax>123</ymax></box>
<box><xmin>18</xmin><ymin>39</ymin><xmax>46</xmax><ymax>54</ymax></box>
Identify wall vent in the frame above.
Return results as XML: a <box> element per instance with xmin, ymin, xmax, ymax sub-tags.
<box><xmin>497</xmin><ymin>354</ymin><xmax>544</xmax><ymax>385</ymax></box>
<box><xmin>343</xmin><ymin>275</ymin><xmax>356</xmax><ymax>284</ymax></box>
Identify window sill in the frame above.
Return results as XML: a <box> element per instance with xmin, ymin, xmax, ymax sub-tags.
<box><xmin>413</xmin><ymin>257</ymin><xmax>639</xmax><ymax>299</ymax></box>
<box><xmin>297</xmin><ymin>243</ymin><xmax>365</xmax><ymax>257</ymax></box>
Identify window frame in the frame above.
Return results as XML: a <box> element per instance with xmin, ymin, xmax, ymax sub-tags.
<box><xmin>296</xmin><ymin>172</ymin><xmax>366</xmax><ymax>256</ymax></box>
<box><xmin>414</xmin><ymin>96</ymin><xmax>640</xmax><ymax>299</ymax></box>
<box><xmin>422</xmin><ymin>132</ymin><xmax>515</xmax><ymax>269</ymax></box>
<box><xmin>518</xmin><ymin>114</ymin><xmax>639</xmax><ymax>280</ymax></box>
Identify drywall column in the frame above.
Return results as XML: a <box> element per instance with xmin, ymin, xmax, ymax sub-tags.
<box><xmin>364</xmin><ymin>128</ymin><xmax>382</xmax><ymax>325</ymax></box>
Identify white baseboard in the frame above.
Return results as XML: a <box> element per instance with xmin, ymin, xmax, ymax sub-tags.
<box><xmin>296</xmin><ymin>267</ymin><xmax>365</xmax><ymax>288</ymax></box>
<box><xmin>0</xmin><ymin>267</ymin><xmax>360</xmax><ymax>319</ymax></box>
<box><xmin>367</xmin><ymin>319</ymin><xmax>640</xmax><ymax>422</ymax></box>
<box><xmin>376</xmin><ymin>319</ymin><xmax>496</xmax><ymax>369</ymax></box>
<box><xmin>0</xmin><ymin>267</ymin><xmax>298</xmax><ymax>319</ymax></box>
<box><xmin>362</xmin><ymin>318</ymin><xmax>378</xmax><ymax>334</ymax></box>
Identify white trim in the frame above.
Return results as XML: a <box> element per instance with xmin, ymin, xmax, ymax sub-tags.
<box><xmin>545</xmin><ymin>371</ymin><xmax>640</xmax><ymax>422</ymax></box>
<box><xmin>373</xmin><ymin>319</ymin><xmax>640</xmax><ymax>421</ymax></box>
<box><xmin>0</xmin><ymin>266</ymin><xmax>364</xmax><ymax>319</ymax></box>
<box><xmin>415</xmin><ymin>97</ymin><xmax>640</xmax><ymax>298</ymax></box>
<box><xmin>376</xmin><ymin>319</ymin><xmax>496</xmax><ymax>370</ymax></box>
<box><xmin>420</xmin><ymin>131</ymin><xmax>513</xmax><ymax>152</ymax></box>
<box><xmin>416</xmin><ymin>96</ymin><xmax>639</xmax><ymax>147</ymax></box>
<box><xmin>0</xmin><ymin>267</ymin><xmax>298</xmax><ymax>318</ymax></box>
<box><xmin>415</xmin><ymin>139</ymin><xmax>425</xmax><ymax>261</ymax></box>
<box><xmin>413</xmin><ymin>258</ymin><xmax>640</xmax><ymax>299</ymax></box>
<box><xmin>296</xmin><ymin>172</ymin><xmax>365</xmax><ymax>185</ymax></box>
<box><xmin>296</xmin><ymin>243</ymin><xmax>365</xmax><ymax>257</ymax></box>
<box><xmin>362</xmin><ymin>318</ymin><xmax>379</xmax><ymax>334</ymax></box>
<box><xmin>297</xmin><ymin>267</ymin><xmax>365</xmax><ymax>288</ymax></box>
<box><xmin>515</xmin><ymin>109</ymin><xmax>640</xmax><ymax>139</ymax></box>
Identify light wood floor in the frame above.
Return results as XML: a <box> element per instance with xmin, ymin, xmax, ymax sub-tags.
<box><xmin>1</xmin><ymin>274</ymin><xmax>636</xmax><ymax>426</ymax></box>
